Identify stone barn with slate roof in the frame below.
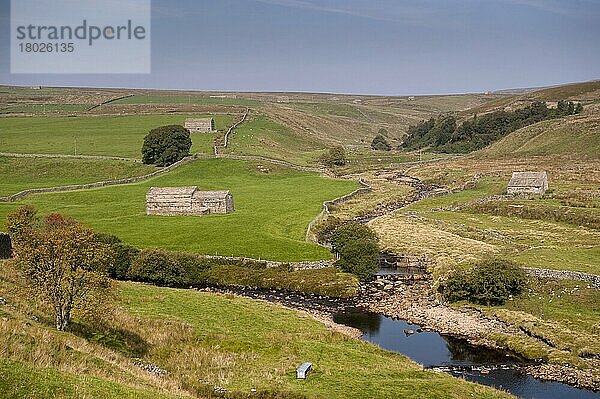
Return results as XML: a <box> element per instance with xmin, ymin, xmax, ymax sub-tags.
<box><xmin>507</xmin><ymin>171</ymin><xmax>548</xmax><ymax>195</ymax></box>
<box><xmin>146</xmin><ymin>187</ymin><xmax>233</xmax><ymax>216</ymax></box>
<box><xmin>184</xmin><ymin>117</ymin><xmax>215</xmax><ymax>132</ymax></box>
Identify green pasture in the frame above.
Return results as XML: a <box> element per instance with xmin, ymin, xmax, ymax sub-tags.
<box><xmin>0</xmin><ymin>158</ymin><xmax>358</xmax><ymax>261</ymax></box>
<box><xmin>0</xmin><ymin>156</ymin><xmax>157</xmax><ymax>197</ymax></box>
<box><xmin>0</xmin><ymin>114</ymin><xmax>234</xmax><ymax>157</ymax></box>
<box><xmin>119</xmin><ymin>282</ymin><xmax>512</xmax><ymax>399</ymax></box>
<box><xmin>0</xmin><ymin>104</ymin><xmax>88</xmax><ymax>114</ymax></box>
<box><xmin>0</xmin><ymin>359</ymin><xmax>182</xmax><ymax>399</ymax></box>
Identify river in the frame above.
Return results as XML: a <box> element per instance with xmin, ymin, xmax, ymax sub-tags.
<box><xmin>333</xmin><ymin>308</ymin><xmax>599</xmax><ymax>399</ymax></box>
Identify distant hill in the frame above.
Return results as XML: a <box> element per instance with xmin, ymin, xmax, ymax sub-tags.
<box><xmin>462</xmin><ymin>80</ymin><xmax>600</xmax><ymax>117</ymax></box>
<box><xmin>476</xmin><ymin>109</ymin><xmax>600</xmax><ymax>159</ymax></box>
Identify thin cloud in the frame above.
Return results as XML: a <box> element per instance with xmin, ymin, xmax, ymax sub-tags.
<box><xmin>252</xmin><ymin>0</ymin><xmax>442</xmax><ymax>24</ymax></box>
<box><xmin>499</xmin><ymin>0</ymin><xmax>587</xmax><ymax>17</ymax></box>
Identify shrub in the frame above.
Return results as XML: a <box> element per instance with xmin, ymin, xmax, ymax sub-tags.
<box><xmin>141</xmin><ymin>125</ymin><xmax>192</xmax><ymax>166</ymax></box>
<box><xmin>371</xmin><ymin>134</ymin><xmax>391</xmax><ymax>151</ymax></box>
<box><xmin>319</xmin><ymin>146</ymin><xmax>346</xmax><ymax>167</ymax></box>
<box><xmin>313</xmin><ymin>216</ymin><xmax>344</xmax><ymax>244</ymax></box>
<box><xmin>335</xmin><ymin>239</ymin><xmax>380</xmax><ymax>281</ymax></box>
<box><xmin>329</xmin><ymin>222</ymin><xmax>379</xmax><ymax>281</ymax></box>
<box><xmin>110</xmin><ymin>244</ymin><xmax>140</xmax><ymax>280</ymax></box>
<box><xmin>93</xmin><ymin>232</ymin><xmax>123</xmax><ymax>246</ymax></box>
<box><xmin>127</xmin><ymin>248</ymin><xmax>268</xmax><ymax>287</ymax></box>
<box><xmin>439</xmin><ymin>258</ymin><xmax>528</xmax><ymax>305</ymax></box>
<box><xmin>93</xmin><ymin>233</ymin><xmax>139</xmax><ymax>279</ymax></box>
<box><xmin>0</xmin><ymin>233</ymin><xmax>12</xmax><ymax>259</ymax></box>
<box><xmin>128</xmin><ymin>249</ymin><xmax>210</xmax><ymax>287</ymax></box>
<box><xmin>330</xmin><ymin>222</ymin><xmax>378</xmax><ymax>252</ymax></box>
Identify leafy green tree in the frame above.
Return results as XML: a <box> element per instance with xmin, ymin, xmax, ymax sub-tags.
<box><xmin>6</xmin><ymin>206</ymin><xmax>113</xmax><ymax>331</ymax></box>
<box><xmin>574</xmin><ymin>102</ymin><xmax>584</xmax><ymax>114</ymax></box>
<box><xmin>371</xmin><ymin>134</ymin><xmax>391</xmax><ymax>151</ymax></box>
<box><xmin>142</xmin><ymin>125</ymin><xmax>192</xmax><ymax>166</ymax></box>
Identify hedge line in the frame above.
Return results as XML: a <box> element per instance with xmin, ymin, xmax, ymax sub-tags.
<box><xmin>96</xmin><ymin>234</ymin><xmax>359</xmax><ymax>298</ymax></box>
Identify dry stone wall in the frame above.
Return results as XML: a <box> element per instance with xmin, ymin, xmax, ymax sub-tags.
<box><xmin>0</xmin><ymin>153</ymin><xmax>209</xmax><ymax>203</ymax></box>
<box><xmin>305</xmin><ymin>178</ymin><xmax>372</xmax><ymax>242</ymax></box>
<box><xmin>201</xmin><ymin>254</ymin><xmax>333</xmax><ymax>270</ymax></box>
<box><xmin>525</xmin><ymin>267</ymin><xmax>600</xmax><ymax>289</ymax></box>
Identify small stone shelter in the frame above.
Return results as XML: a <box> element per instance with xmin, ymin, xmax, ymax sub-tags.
<box><xmin>184</xmin><ymin>117</ymin><xmax>215</xmax><ymax>132</ymax></box>
<box><xmin>146</xmin><ymin>187</ymin><xmax>233</xmax><ymax>216</ymax></box>
<box><xmin>507</xmin><ymin>171</ymin><xmax>548</xmax><ymax>195</ymax></box>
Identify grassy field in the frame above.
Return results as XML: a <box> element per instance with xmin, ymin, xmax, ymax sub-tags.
<box><xmin>0</xmin><ymin>262</ymin><xmax>512</xmax><ymax>399</ymax></box>
<box><xmin>0</xmin><ymin>359</ymin><xmax>184</xmax><ymax>399</ymax></box>
<box><xmin>0</xmin><ymin>156</ymin><xmax>157</xmax><ymax>197</ymax></box>
<box><xmin>0</xmin><ymin>114</ymin><xmax>234</xmax><ymax>157</ymax></box>
<box><xmin>0</xmin><ymin>158</ymin><xmax>358</xmax><ymax>261</ymax></box>
<box><xmin>117</xmin><ymin>282</ymin><xmax>511</xmax><ymax>399</ymax></box>
<box><xmin>478</xmin><ymin>277</ymin><xmax>600</xmax><ymax>369</ymax></box>
<box><xmin>224</xmin><ymin>114</ymin><xmax>326</xmax><ymax>166</ymax></box>
<box><xmin>0</xmin><ymin>104</ymin><xmax>88</xmax><ymax>114</ymax></box>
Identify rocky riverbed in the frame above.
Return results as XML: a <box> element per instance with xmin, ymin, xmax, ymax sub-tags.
<box><xmin>198</xmin><ymin>276</ymin><xmax>600</xmax><ymax>392</ymax></box>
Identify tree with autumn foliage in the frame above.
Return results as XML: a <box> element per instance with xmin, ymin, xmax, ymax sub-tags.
<box><xmin>6</xmin><ymin>206</ymin><xmax>113</xmax><ymax>331</ymax></box>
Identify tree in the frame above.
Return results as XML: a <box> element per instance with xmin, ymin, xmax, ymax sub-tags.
<box><xmin>330</xmin><ymin>222</ymin><xmax>380</xmax><ymax>281</ymax></box>
<box><xmin>6</xmin><ymin>206</ymin><xmax>113</xmax><ymax>331</ymax></box>
<box><xmin>371</xmin><ymin>134</ymin><xmax>391</xmax><ymax>151</ymax></box>
<box><xmin>319</xmin><ymin>145</ymin><xmax>346</xmax><ymax>167</ymax></box>
<box><xmin>335</xmin><ymin>239</ymin><xmax>379</xmax><ymax>281</ymax></box>
<box><xmin>330</xmin><ymin>222</ymin><xmax>378</xmax><ymax>252</ymax></box>
<box><xmin>575</xmin><ymin>102</ymin><xmax>584</xmax><ymax>114</ymax></box>
<box><xmin>141</xmin><ymin>125</ymin><xmax>192</xmax><ymax>166</ymax></box>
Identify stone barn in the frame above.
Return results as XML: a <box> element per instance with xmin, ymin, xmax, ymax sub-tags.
<box><xmin>507</xmin><ymin>171</ymin><xmax>548</xmax><ymax>195</ymax></box>
<box><xmin>146</xmin><ymin>187</ymin><xmax>234</xmax><ymax>216</ymax></box>
<box><xmin>184</xmin><ymin>118</ymin><xmax>215</xmax><ymax>132</ymax></box>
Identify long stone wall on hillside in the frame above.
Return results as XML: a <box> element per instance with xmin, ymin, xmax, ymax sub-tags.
<box><xmin>86</xmin><ymin>94</ymin><xmax>135</xmax><ymax>111</ymax></box>
<box><xmin>0</xmin><ymin>152</ymin><xmax>141</xmax><ymax>162</ymax></box>
<box><xmin>305</xmin><ymin>178</ymin><xmax>372</xmax><ymax>242</ymax></box>
<box><xmin>216</xmin><ymin>153</ymin><xmax>325</xmax><ymax>174</ymax></box>
<box><xmin>0</xmin><ymin>153</ymin><xmax>210</xmax><ymax>203</ymax></box>
<box><xmin>216</xmin><ymin>107</ymin><xmax>250</xmax><ymax>153</ymax></box>
<box><xmin>525</xmin><ymin>267</ymin><xmax>600</xmax><ymax>289</ymax></box>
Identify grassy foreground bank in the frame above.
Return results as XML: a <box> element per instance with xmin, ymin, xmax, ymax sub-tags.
<box><xmin>0</xmin><ymin>261</ymin><xmax>512</xmax><ymax>398</ymax></box>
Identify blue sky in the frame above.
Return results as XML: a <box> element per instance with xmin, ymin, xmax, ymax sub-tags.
<box><xmin>0</xmin><ymin>0</ymin><xmax>599</xmax><ymax>95</ymax></box>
